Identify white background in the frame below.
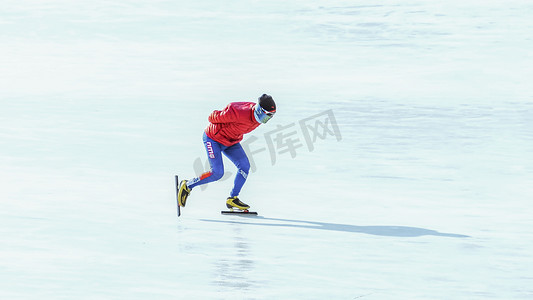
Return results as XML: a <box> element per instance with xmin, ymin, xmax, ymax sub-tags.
<box><xmin>1</xmin><ymin>1</ymin><xmax>532</xmax><ymax>299</ymax></box>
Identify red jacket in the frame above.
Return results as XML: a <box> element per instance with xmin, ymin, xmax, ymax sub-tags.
<box><xmin>205</xmin><ymin>102</ymin><xmax>260</xmax><ymax>146</ymax></box>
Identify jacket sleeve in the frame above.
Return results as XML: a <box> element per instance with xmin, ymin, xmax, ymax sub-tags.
<box><xmin>208</xmin><ymin>104</ymin><xmax>237</xmax><ymax>124</ymax></box>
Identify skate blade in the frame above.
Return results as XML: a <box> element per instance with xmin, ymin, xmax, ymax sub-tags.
<box><xmin>221</xmin><ymin>209</ymin><xmax>258</xmax><ymax>215</ymax></box>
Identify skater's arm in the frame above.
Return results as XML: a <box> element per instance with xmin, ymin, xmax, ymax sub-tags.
<box><xmin>208</xmin><ymin>105</ymin><xmax>237</xmax><ymax>123</ymax></box>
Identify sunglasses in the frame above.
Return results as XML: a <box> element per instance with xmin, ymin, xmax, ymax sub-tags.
<box><xmin>255</xmin><ymin>105</ymin><xmax>276</xmax><ymax>123</ymax></box>
<box><xmin>259</xmin><ymin>106</ymin><xmax>276</xmax><ymax>116</ymax></box>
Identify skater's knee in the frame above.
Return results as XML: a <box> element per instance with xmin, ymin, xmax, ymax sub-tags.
<box><xmin>239</xmin><ymin>159</ymin><xmax>250</xmax><ymax>173</ymax></box>
<box><xmin>211</xmin><ymin>169</ymin><xmax>224</xmax><ymax>181</ymax></box>
<box><xmin>237</xmin><ymin>162</ymin><xmax>250</xmax><ymax>180</ymax></box>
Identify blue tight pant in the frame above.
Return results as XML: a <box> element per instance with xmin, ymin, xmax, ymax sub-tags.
<box><xmin>187</xmin><ymin>133</ymin><xmax>250</xmax><ymax>197</ymax></box>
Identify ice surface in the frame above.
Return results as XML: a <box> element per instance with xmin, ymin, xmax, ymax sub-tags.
<box><xmin>1</xmin><ymin>1</ymin><xmax>533</xmax><ymax>299</ymax></box>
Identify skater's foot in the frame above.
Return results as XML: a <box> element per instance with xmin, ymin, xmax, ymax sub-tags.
<box><xmin>226</xmin><ymin>196</ymin><xmax>250</xmax><ymax>210</ymax></box>
<box><xmin>178</xmin><ymin>180</ymin><xmax>191</xmax><ymax>207</ymax></box>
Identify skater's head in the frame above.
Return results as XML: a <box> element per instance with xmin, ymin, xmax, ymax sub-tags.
<box><xmin>254</xmin><ymin>94</ymin><xmax>276</xmax><ymax>124</ymax></box>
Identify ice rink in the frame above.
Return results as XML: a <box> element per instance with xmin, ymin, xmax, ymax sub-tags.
<box><xmin>1</xmin><ymin>1</ymin><xmax>532</xmax><ymax>299</ymax></box>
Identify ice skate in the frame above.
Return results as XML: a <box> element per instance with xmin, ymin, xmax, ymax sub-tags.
<box><xmin>177</xmin><ymin>180</ymin><xmax>191</xmax><ymax>207</ymax></box>
<box><xmin>226</xmin><ymin>196</ymin><xmax>250</xmax><ymax>211</ymax></box>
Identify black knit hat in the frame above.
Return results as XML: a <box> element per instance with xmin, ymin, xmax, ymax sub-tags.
<box><xmin>258</xmin><ymin>94</ymin><xmax>276</xmax><ymax>112</ymax></box>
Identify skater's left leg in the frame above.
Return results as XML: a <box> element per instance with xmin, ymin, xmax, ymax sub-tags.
<box><xmin>223</xmin><ymin>143</ymin><xmax>251</xmax><ymax>197</ymax></box>
<box><xmin>178</xmin><ymin>133</ymin><xmax>225</xmax><ymax>207</ymax></box>
<box><xmin>187</xmin><ymin>133</ymin><xmax>226</xmax><ymax>190</ymax></box>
